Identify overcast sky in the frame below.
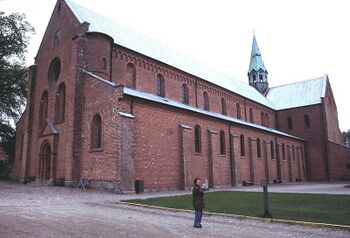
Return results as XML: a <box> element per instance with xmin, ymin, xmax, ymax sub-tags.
<box><xmin>2</xmin><ymin>0</ymin><xmax>349</xmax><ymax>132</ymax></box>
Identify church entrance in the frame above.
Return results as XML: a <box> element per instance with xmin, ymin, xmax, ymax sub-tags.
<box><xmin>39</xmin><ymin>143</ymin><xmax>52</xmax><ymax>181</ymax></box>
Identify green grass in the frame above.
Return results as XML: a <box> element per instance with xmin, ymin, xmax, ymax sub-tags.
<box><xmin>123</xmin><ymin>191</ymin><xmax>350</xmax><ymax>226</ymax></box>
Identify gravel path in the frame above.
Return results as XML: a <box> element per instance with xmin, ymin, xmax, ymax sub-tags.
<box><xmin>0</xmin><ymin>181</ymin><xmax>349</xmax><ymax>238</ymax></box>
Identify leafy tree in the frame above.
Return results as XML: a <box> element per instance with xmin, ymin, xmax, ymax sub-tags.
<box><xmin>342</xmin><ymin>130</ymin><xmax>350</xmax><ymax>147</ymax></box>
<box><xmin>0</xmin><ymin>11</ymin><xmax>34</xmax><ymax>162</ymax></box>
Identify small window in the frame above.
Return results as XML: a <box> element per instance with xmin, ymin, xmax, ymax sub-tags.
<box><xmin>240</xmin><ymin>135</ymin><xmax>245</xmax><ymax>157</ymax></box>
<box><xmin>249</xmin><ymin>108</ymin><xmax>254</xmax><ymax>123</ymax></box>
<box><xmin>253</xmin><ymin>75</ymin><xmax>256</xmax><ymax>82</ymax></box>
<box><xmin>156</xmin><ymin>74</ymin><xmax>165</xmax><ymax>97</ymax></box>
<box><xmin>287</xmin><ymin>117</ymin><xmax>293</xmax><ymax>130</ymax></box>
<box><xmin>182</xmin><ymin>83</ymin><xmax>189</xmax><ymax>104</ymax></box>
<box><xmin>203</xmin><ymin>91</ymin><xmax>209</xmax><ymax>110</ymax></box>
<box><xmin>304</xmin><ymin>114</ymin><xmax>310</xmax><ymax>129</ymax></box>
<box><xmin>127</xmin><ymin>63</ymin><xmax>136</xmax><ymax>89</ymax></box>
<box><xmin>55</xmin><ymin>83</ymin><xmax>65</xmax><ymax>123</ymax></box>
<box><xmin>39</xmin><ymin>91</ymin><xmax>49</xmax><ymax>127</ymax></box>
<box><xmin>259</xmin><ymin>75</ymin><xmax>263</xmax><ymax>81</ymax></box>
<box><xmin>53</xmin><ymin>30</ymin><xmax>60</xmax><ymax>47</ymax></box>
<box><xmin>101</xmin><ymin>57</ymin><xmax>107</xmax><ymax>69</ymax></box>
<box><xmin>221</xmin><ymin>98</ymin><xmax>227</xmax><ymax>115</ymax></box>
<box><xmin>265</xmin><ymin>113</ymin><xmax>269</xmax><ymax>127</ymax></box>
<box><xmin>91</xmin><ymin>114</ymin><xmax>102</xmax><ymax>149</ymax></box>
<box><xmin>48</xmin><ymin>57</ymin><xmax>61</xmax><ymax>82</ymax></box>
<box><xmin>194</xmin><ymin>125</ymin><xmax>201</xmax><ymax>153</ymax></box>
<box><xmin>220</xmin><ymin>131</ymin><xmax>225</xmax><ymax>155</ymax></box>
<box><xmin>236</xmin><ymin>103</ymin><xmax>241</xmax><ymax>119</ymax></box>
<box><xmin>261</xmin><ymin>112</ymin><xmax>264</xmax><ymax>126</ymax></box>
<box><xmin>257</xmin><ymin>138</ymin><xmax>261</xmax><ymax>158</ymax></box>
<box><xmin>271</xmin><ymin>141</ymin><xmax>274</xmax><ymax>160</ymax></box>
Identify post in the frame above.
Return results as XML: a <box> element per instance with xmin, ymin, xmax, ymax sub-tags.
<box><xmin>260</xmin><ymin>179</ymin><xmax>271</xmax><ymax>217</ymax></box>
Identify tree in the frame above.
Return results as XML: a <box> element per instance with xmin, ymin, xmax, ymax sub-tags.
<box><xmin>0</xmin><ymin>11</ymin><xmax>34</xmax><ymax>163</ymax></box>
<box><xmin>342</xmin><ymin>130</ymin><xmax>350</xmax><ymax>147</ymax></box>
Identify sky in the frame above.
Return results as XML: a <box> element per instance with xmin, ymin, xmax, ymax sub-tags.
<box><xmin>2</xmin><ymin>0</ymin><xmax>349</xmax><ymax>131</ymax></box>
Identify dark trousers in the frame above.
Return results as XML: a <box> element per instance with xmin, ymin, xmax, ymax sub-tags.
<box><xmin>194</xmin><ymin>209</ymin><xmax>202</xmax><ymax>227</ymax></box>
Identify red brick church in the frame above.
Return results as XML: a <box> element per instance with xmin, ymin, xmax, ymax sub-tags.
<box><xmin>12</xmin><ymin>0</ymin><xmax>350</xmax><ymax>192</ymax></box>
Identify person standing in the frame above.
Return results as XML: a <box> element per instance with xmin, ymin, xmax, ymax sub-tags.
<box><xmin>192</xmin><ymin>177</ymin><xmax>205</xmax><ymax>228</ymax></box>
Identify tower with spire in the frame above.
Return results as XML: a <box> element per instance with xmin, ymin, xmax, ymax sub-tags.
<box><xmin>248</xmin><ymin>35</ymin><xmax>269</xmax><ymax>94</ymax></box>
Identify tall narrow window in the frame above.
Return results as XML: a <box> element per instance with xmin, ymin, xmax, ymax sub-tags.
<box><xmin>127</xmin><ymin>63</ymin><xmax>136</xmax><ymax>89</ymax></box>
<box><xmin>221</xmin><ymin>98</ymin><xmax>227</xmax><ymax>115</ymax></box>
<box><xmin>304</xmin><ymin>114</ymin><xmax>310</xmax><ymax>129</ymax></box>
<box><xmin>91</xmin><ymin>114</ymin><xmax>102</xmax><ymax>149</ymax></box>
<box><xmin>203</xmin><ymin>91</ymin><xmax>209</xmax><ymax>110</ymax></box>
<box><xmin>282</xmin><ymin>143</ymin><xmax>286</xmax><ymax>160</ymax></box>
<box><xmin>220</xmin><ymin>131</ymin><xmax>226</xmax><ymax>155</ymax></box>
<box><xmin>261</xmin><ymin>112</ymin><xmax>265</xmax><ymax>126</ymax></box>
<box><xmin>287</xmin><ymin>117</ymin><xmax>293</xmax><ymax>130</ymax></box>
<box><xmin>236</xmin><ymin>103</ymin><xmax>241</xmax><ymax>119</ymax></box>
<box><xmin>55</xmin><ymin>83</ymin><xmax>65</xmax><ymax>123</ymax></box>
<box><xmin>240</xmin><ymin>135</ymin><xmax>245</xmax><ymax>156</ymax></box>
<box><xmin>194</xmin><ymin>125</ymin><xmax>201</xmax><ymax>153</ymax></box>
<box><xmin>257</xmin><ymin>138</ymin><xmax>261</xmax><ymax>158</ymax></box>
<box><xmin>182</xmin><ymin>83</ymin><xmax>189</xmax><ymax>104</ymax></box>
<box><xmin>249</xmin><ymin>108</ymin><xmax>254</xmax><ymax>123</ymax></box>
<box><xmin>156</xmin><ymin>74</ymin><xmax>165</xmax><ymax>97</ymax></box>
<box><xmin>271</xmin><ymin>141</ymin><xmax>274</xmax><ymax>160</ymax></box>
<box><xmin>39</xmin><ymin>91</ymin><xmax>49</xmax><ymax>127</ymax></box>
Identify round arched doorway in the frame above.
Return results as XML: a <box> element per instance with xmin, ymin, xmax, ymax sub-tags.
<box><xmin>39</xmin><ymin>142</ymin><xmax>52</xmax><ymax>181</ymax></box>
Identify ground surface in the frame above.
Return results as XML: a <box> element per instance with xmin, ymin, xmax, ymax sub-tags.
<box><xmin>0</xmin><ymin>181</ymin><xmax>349</xmax><ymax>238</ymax></box>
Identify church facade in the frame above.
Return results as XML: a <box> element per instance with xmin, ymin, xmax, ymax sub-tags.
<box><xmin>12</xmin><ymin>0</ymin><xmax>350</xmax><ymax>192</ymax></box>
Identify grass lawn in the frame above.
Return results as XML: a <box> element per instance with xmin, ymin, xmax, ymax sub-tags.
<box><xmin>123</xmin><ymin>191</ymin><xmax>350</xmax><ymax>226</ymax></box>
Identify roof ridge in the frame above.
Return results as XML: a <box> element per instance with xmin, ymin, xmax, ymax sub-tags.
<box><xmin>269</xmin><ymin>75</ymin><xmax>327</xmax><ymax>89</ymax></box>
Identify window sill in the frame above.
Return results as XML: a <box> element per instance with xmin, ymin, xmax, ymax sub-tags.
<box><xmin>194</xmin><ymin>152</ymin><xmax>202</xmax><ymax>156</ymax></box>
<box><xmin>240</xmin><ymin>156</ymin><xmax>245</xmax><ymax>159</ymax></box>
<box><xmin>89</xmin><ymin>148</ymin><xmax>103</xmax><ymax>153</ymax></box>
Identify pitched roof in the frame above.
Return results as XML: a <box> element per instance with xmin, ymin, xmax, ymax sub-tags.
<box><xmin>265</xmin><ymin>75</ymin><xmax>328</xmax><ymax>110</ymax></box>
<box><xmin>65</xmin><ymin>0</ymin><xmax>273</xmax><ymax>108</ymax></box>
<box><xmin>249</xmin><ymin>35</ymin><xmax>267</xmax><ymax>72</ymax></box>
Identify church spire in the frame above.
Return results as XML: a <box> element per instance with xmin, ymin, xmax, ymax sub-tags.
<box><xmin>248</xmin><ymin>35</ymin><xmax>269</xmax><ymax>94</ymax></box>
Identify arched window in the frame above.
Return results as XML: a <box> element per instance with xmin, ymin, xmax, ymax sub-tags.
<box><xmin>48</xmin><ymin>57</ymin><xmax>61</xmax><ymax>82</ymax></box>
<box><xmin>203</xmin><ymin>91</ymin><xmax>209</xmax><ymax>110</ymax></box>
<box><xmin>220</xmin><ymin>131</ymin><xmax>225</xmax><ymax>155</ymax></box>
<box><xmin>236</xmin><ymin>103</ymin><xmax>241</xmax><ymax>119</ymax></box>
<box><xmin>240</xmin><ymin>135</ymin><xmax>245</xmax><ymax>157</ymax></box>
<box><xmin>55</xmin><ymin>83</ymin><xmax>65</xmax><ymax>123</ymax></box>
<box><xmin>287</xmin><ymin>117</ymin><xmax>293</xmax><ymax>130</ymax></box>
<box><xmin>261</xmin><ymin>112</ymin><xmax>265</xmax><ymax>126</ymax></box>
<box><xmin>194</xmin><ymin>125</ymin><xmax>201</xmax><ymax>153</ymax></box>
<box><xmin>271</xmin><ymin>141</ymin><xmax>274</xmax><ymax>160</ymax></box>
<box><xmin>221</xmin><ymin>98</ymin><xmax>227</xmax><ymax>115</ymax></box>
<box><xmin>127</xmin><ymin>63</ymin><xmax>136</xmax><ymax>89</ymax></box>
<box><xmin>249</xmin><ymin>108</ymin><xmax>254</xmax><ymax>123</ymax></box>
<box><xmin>182</xmin><ymin>83</ymin><xmax>189</xmax><ymax>104</ymax></box>
<box><xmin>257</xmin><ymin>138</ymin><xmax>261</xmax><ymax>158</ymax></box>
<box><xmin>156</xmin><ymin>74</ymin><xmax>165</xmax><ymax>97</ymax></box>
<box><xmin>304</xmin><ymin>114</ymin><xmax>310</xmax><ymax>129</ymax></box>
<box><xmin>39</xmin><ymin>91</ymin><xmax>48</xmax><ymax>127</ymax></box>
<box><xmin>91</xmin><ymin>114</ymin><xmax>102</xmax><ymax>149</ymax></box>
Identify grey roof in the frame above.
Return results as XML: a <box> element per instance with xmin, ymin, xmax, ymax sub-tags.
<box><xmin>123</xmin><ymin>87</ymin><xmax>303</xmax><ymax>141</ymax></box>
<box><xmin>65</xmin><ymin>0</ymin><xmax>273</xmax><ymax>108</ymax></box>
<box><xmin>249</xmin><ymin>35</ymin><xmax>267</xmax><ymax>72</ymax></box>
<box><xmin>266</xmin><ymin>75</ymin><xmax>328</xmax><ymax>110</ymax></box>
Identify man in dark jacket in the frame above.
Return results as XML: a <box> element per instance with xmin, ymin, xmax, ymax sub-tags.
<box><xmin>192</xmin><ymin>177</ymin><xmax>205</xmax><ymax>228</ymax></box>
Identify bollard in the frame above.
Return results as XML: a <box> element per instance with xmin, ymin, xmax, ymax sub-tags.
<box><xmin>260</xmin><ymin>179</ymin><xmax>271</xmax><ymax>217</ymax></box>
